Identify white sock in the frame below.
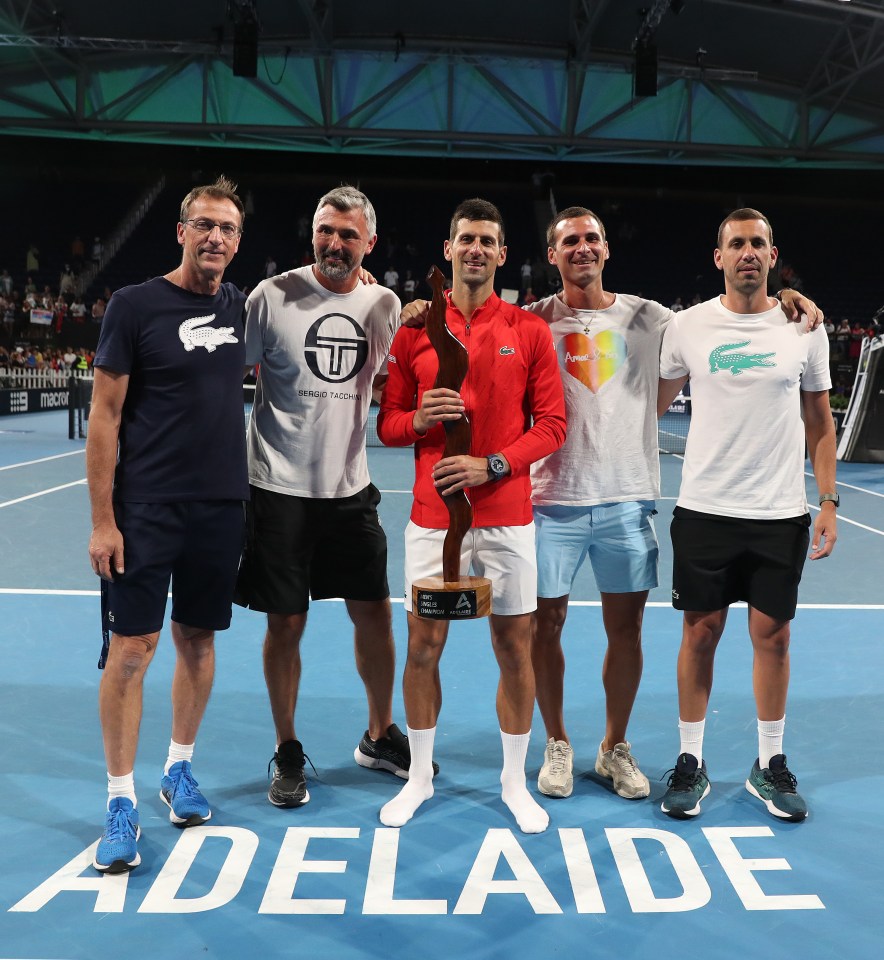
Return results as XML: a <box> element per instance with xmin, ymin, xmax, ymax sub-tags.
<box><xmin>678</xmin><ymin>718</ymin><xmax>706</xmax><ymax>764</ymax></box>
<box><xmin>107</xmin><ymin>771</ymin><xmax>136</xmax><ymax>808</ymax></box>
<box><xmin>500</xmin><ymin>730</ymin><xmax>549</xmax><ymax>834</ymax></box>
<box><xmin>164</xmin><ymin>740</ymin><xmax>194</xmax><ymax>776</ymax></box>
<box><xmin>379</xmin><ymin>726</ymin><xmax>436</xmax><ymax>827</ymax></box>
<box><xmin>758</xmin><ymin>716</ymin><xmax>785</xmax><ymax>769</ymax></box>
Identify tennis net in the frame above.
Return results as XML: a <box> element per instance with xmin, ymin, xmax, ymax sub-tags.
<box><xmin>68</xmin><ymin>375</ymin><xmax>93</xmax><ymax>439</ymax></box>
<box><xmin>70</xmin><ymin>378</ymin><xmax>689</xmax><ymax>454</ymax></box>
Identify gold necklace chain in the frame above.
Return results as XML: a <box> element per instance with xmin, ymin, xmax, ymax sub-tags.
<box><xmin>562</xmin><ymin>289</ymin><xmax>609</xmax><ymax>334</ymax></box>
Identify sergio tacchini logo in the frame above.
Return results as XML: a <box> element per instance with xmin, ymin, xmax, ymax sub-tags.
<box><xmin>305</xmin><ymin>313</ymin><xmax>369</xmax><ymax>383</ymax></box>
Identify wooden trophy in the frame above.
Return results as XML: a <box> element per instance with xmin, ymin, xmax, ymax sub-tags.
<box><xmin>412</xmin><ymin>266</ymin><xmax>492</xmax><ymax>620</ymax></box>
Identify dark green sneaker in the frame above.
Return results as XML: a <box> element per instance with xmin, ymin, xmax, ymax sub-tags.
<box><xmin>661</xmin><ymin>753</ymin><xmax>710</xmax><ymax>819</ymax></box>
<box><xmin>745</xmin><ymin>754</ymin><xmax>808</xmax><ymax>822</ymax></box>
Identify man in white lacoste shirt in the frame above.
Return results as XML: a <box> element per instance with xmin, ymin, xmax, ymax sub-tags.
<box><xmin>657</xmin><ymin>207</ymin><xmax>837</xmax><ymax>823</ymax></box>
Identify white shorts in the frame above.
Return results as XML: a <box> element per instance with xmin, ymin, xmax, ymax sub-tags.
<box><xmin>404</xmin><ymin>521</ymin><xmax>537</xmax><ymax>616</ymax></box>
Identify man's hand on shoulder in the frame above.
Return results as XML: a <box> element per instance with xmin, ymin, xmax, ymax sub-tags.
<box><xmin>778</xmin><ymin>289</ymin><xmax>824</xmax><ymax>329</ymax></box>
<box><xmin>358</xmin><ymin>266</ymin><xmax>377</xmax><ymax>285</ymax></box>
<box><xmin>401</xmin><ymin>299</ymin><xmax>430</xmax><ymax>328</ymax></box>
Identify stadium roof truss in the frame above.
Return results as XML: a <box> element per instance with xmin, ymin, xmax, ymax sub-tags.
<box><xmin>1</xmin><ymin>0</ymin><xmax>883</xmax><ymax>168</ymax></box>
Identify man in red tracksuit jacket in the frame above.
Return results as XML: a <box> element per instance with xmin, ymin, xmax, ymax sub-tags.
<box><xmin>377</xmin><ymin>197</ymin><xmax>566</xmax><ymax>833</ymax></box>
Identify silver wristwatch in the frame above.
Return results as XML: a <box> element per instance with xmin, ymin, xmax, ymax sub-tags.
<box><xmin>486</xmin><ymin>454</ymin><xmax>507</xmax><ymax>482</ymax></box>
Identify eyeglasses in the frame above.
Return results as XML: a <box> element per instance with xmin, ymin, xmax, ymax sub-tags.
<box><xmin>182</xmin><ymin>218</ymin><xmax>242</xmax><ymax>239</ymax></box>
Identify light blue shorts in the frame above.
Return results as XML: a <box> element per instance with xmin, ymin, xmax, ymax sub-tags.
<box><xmin>534</xmin><ymin>500</ymin><xmax>659</xmax><ymax>597</ymax></box>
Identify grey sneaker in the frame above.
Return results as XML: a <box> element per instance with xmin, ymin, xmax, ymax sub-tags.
<box><xmin>595</xmin><ymin>741</ymin><xmax>650</xmax><ymax>799</ymax></box>
<box><xmin>745</xmin><ymin>754</ymin><xmax>808</xmax><ymax>822</ymax></box>
<box><xmin>538</xmin><ymin>738</ymin><xmax>574</xmax><ymax>798</ymax></box>
<box><xmin>268</xmin><ymin>739</ymin><xmax>310</xmax><ymax>808</ymax></box>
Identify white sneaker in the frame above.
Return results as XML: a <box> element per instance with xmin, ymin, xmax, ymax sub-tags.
<box><xmin>595</xmin><ymin>741</ymin><xmax>650</xmax><ymax>799</ymax></box>
<box><xmin>538</xmin><ymin>738</ymin><xmax>574</xmax><ymax>798</ymax></box>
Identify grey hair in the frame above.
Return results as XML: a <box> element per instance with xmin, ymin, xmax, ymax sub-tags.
<box><xmin>313</xmin><ymin>185</ymin><xmax>377</xmax><ymax>237</ymax></box>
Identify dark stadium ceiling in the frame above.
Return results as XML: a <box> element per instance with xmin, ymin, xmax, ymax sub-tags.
<box><xmin>1</xmin><ymin>0</ymin><xmax>883</xmax><ymax>168</ymax></box>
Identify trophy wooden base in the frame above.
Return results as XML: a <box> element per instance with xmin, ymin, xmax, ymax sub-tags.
<box><xmin>412</xmin><ymin>576</ymin><xmax>492</xmax><ymax>620</ymax></box>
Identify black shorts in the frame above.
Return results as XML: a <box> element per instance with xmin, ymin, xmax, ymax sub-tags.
<box><xmin>234</xmin><ymin>483</ymin><xmax>389</xmax><ymax>614</ymax></box>
<box><xmin>670</xmin><ymin>507</ymin><xmax>811</xmax><ymax>622</ymax></box>
<box><xmin>99</xmin><ymin>500</ymin><xmax>246</xmax><ymax>665</ymax></box>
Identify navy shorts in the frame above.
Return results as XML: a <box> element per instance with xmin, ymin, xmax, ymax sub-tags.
<box><xmin>99</xmin><ymin>500</ymin><xmax>245</xmax><ymax>666</ymax></box>
<box><xmin>234</xmin><ymin>483</ymin><xmax>389</xmax><ymax>614</ymax></box>
<box><xmin>670</xmin><ymin>507</ymin><xmax>811</xmax><ymax>622</ymax></box>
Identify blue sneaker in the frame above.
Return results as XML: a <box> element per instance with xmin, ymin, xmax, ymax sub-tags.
<box><xmin>746</xmin><ymin>754</ymin><xmax>808</xmax><ymax>822</ymax></box>
<box><xmin>93</xmin><ymin>798</ymin><xmax>141</xmax><ymax>873</ymax></box>
<box><xmin>160</xmin><ymin>760</ymin><xmax>212</xmax><ymax>826</ymax></box>
<box><xmin>661</xmin><ymin>753</ymin><xmax>711</xmax><ymax>819</ymax></box>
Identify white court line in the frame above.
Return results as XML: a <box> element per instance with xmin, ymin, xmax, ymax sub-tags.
<box><xmin>0</xmin><ymin>588</ymin><xmax>100</xmax><ymax>596</ymax></box>
<box><xmin>662</xmin><ymin>466</ymin><xmax>882</xmax><ymax>536</ymax></box>
<box><xmin>557</xmin><ymin>600</ymin><xmax>884</xmax><ymax>611</ymax></box>
<box><xmin>808</xmin><ymin>504</ymin><xmax>884</xmax><ymax>537</ymax></box>
<box><xmin>0</xmin><ymin>479</ymin><xmax>87</xmax><ymax>509</ymax></box>
<box><xmin>0</xmin><ymin>449</ymin><xmax>85</xmax><ymax>472</ymax></box>
<box><xmin>804</xmin><ymin>470</ymin><xmax>884</xmax><ymax>499</ymax></box>
<box><xmin>568</xmin><ymin>600</ymin><xmax>884</xmax><ymax>611</ymax></box>
<box><xmin>378</xmin><ymin>490</ymin><xmax>682</xmax><ymax>500</ymax></box>
<box><xmin>0</xmin><ymin>589</ymin><xmax>880</xmax><ymax>610</ymax></box>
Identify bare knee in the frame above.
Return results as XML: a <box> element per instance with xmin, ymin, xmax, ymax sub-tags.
<box><xmin>266</xmin><ymin>613</ymin><xmax>306</xmax><ymax>647</ymax></box>
<box><xmin>492</xmin><ymin>615</ymin><xmax>532</xmax><ymax>673</ymax></box>
<box><xmin>753</xmin><ymin>626</ymin><xmax>791</xmax><ymax>660</ymax></box>
<box><xmin>683</xmin><ymin>613</ymin><xmax>726</xmax><ymax>655</ymax></box>
<box><xmin>408</xmin><ymin>637</ymin><xmax>444</xmax><ymax>671</ymax></box>
<box><xmin>348</xmin><ymin>598</ymin><xmax>393</xmax><ymax>634</ymax></box>
<box><xmin>172</xmin><ymin>622</ymin><xmax>215</xmax><ymax>661</ymax></box>
<box><xmin>405</xmin><ymin>618</ymin><xmax>446</xmax><ymax>672</ymax></box>
<box><xmin>107</xmin><ymin>633</ymin><xmax>157</xmax><ymax>680</ymax></box>
<box><xmin>601</xmin><ymin>592</ymin><xmax>647</xmax><ymax>650</ymax></box>
<box><xmin>533</xmin><ymin>599</ymin><xmax>568</xmax><ymax>648</ymax></box>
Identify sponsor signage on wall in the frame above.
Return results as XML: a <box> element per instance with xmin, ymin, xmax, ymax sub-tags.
<box><xmin>0</xmin><ymin>386</ymin><xmax>69</xmax><ymax>416</ymax></box>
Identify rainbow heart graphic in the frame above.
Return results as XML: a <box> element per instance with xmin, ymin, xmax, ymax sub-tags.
<box><xmin>559</xmin><ymin>330</ymin><xmax>627</xmax><ymax>393</ymax></box>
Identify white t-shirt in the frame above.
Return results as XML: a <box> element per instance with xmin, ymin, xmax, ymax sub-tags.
<box><xmin>245</xmin><ymin>266</ymin><xmax>401</xmax><ymax>498</ymax></box>
<box><xmin>659</xmin><ymin>296</ymin><xmax>831</xmax><ymax>519</ymax></box>
<box><xmin>527</xmin><ymin>293</ymin><xmax>672</xmax><ymax>505</ymax></box>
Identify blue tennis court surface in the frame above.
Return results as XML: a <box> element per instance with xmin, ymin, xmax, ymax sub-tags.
<box><xmin>1</xmin><ymin>410</ymin><xmax>882</xmax><ymax>959</ymax></box>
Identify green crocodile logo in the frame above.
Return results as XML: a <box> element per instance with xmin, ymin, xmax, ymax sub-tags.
<box><xmin>708</xmin><ymin>340</ymin><xmax>776</xmax><ymax>376</ymax></box>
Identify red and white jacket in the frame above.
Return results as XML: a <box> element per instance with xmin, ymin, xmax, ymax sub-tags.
<box><xmin>378</xmin><ymin>291</ymin><xmax>566</xmax><ymax>528</ymax></box>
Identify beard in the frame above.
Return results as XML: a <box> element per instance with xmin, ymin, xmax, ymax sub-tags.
<box><xmin>315</xmin><ymin>247</ymin><xmax>356</xmax><ymax>282</ymax></box>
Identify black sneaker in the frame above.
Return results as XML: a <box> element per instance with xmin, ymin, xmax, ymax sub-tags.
<box><xmin>268</xmin><ymin>739</ymin><xmax>310</xmax><ymax>807</ymax></box>
<box><xmin>661</xmin><ymin>752</ymin><xmax>711</xmax><ymax>819</ymax></box>
<box><xmin>354</xmin><ymin>723</ymin><xmax>439</xmax><ymax>779</ymax></box>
